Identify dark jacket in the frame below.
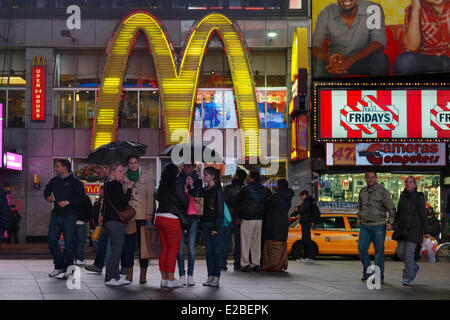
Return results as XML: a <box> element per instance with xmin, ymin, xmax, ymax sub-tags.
<box><xmin>298</xmin><ymin>196</ymin><xmax>315</xmax><ymax>225</ymax></box>
<box><xmin>156</xmin><ymin>180</ymin><xmax>189</xmax><ymax>218</ymax></box>
<box><xmin>92</xmin><ymin>198</ymin><xmax>103</xmax><ymax>226</ymax></box>
<box><xmin>263</xmin><ymin>188</ymin><xmax>294</xmax><ymax>242</ymax></box>
<box><xmin>44</xmin><ymin>172</ymin><xmax>86</xmax><ymax>217</ymax></box>
<box><xmin>427</xmin><ymin>215</ymin><xmax>441</xmax><ymax>237</ymax></box>
<box><xmin>0</xmin><ymin>188</ymin><xmax>11</xmax><ymax>232</ymax></box>
<box><xmin>77</xmin><ymin>194</ymin><xmax>94</xmax><ymax>223</ymax></box>
<box><xmin>394</xmin><ymin>189</ymin><xmax>430</xmax><ymax>244</ymax></box>
<box><xmin>103</xmin><ymin>181</ymin><xmax>132</xmax><ymax>223</ymax></box>
<box><xmin>8</xmin><ymin>210</ymin><xmax>21</xmax><ymax>230</ymax></box>
<box><xmin>201</xmin><ymin>185</ymin><xmax>224</xmax><ymax>232</ymax></box>
<box><xmin>224</xmin><ymin>179</ymin><xmax>244</xmax><ymax>220</ymax></box>
<box><xmin>236</xmin><ymin>182</ymin><xmax>271</xmax><ymax>220</ymax></box>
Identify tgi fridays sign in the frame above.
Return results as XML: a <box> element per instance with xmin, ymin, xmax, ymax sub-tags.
<box><xmin>326</xmin><ymin>143</ymin><xmax>446</xmax><ymax>167</ymax></box>
<box><xmin>32</xmin><ymin>56</ymin><xmax>45</xmax><ymax>121</ymax></box>
<box><xmin>318</xmin><ymin>89</ymin><xmax>450</xmax><ymax>140</ymax></box>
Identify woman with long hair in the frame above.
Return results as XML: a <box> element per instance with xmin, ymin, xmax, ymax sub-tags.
<box><xmin>201</xmin><ymin>167</ymin><xmax>224</xmax><ymax>287</ymax></box>
<box><xmin>393</xmin><ymin>176</ymin><xmax>430</xmax><ymax>286</ymax></box>
<box><xmin>155</xmin><ymin>163</ymin><xmax>190</xmax><ymax>288</ymax></box>
<box><xmin>103</xmin><ymin>162</ymin><xmax>133</xmax><ymax>286</ymax></box>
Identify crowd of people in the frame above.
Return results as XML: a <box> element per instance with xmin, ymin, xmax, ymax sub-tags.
<box><xmin>41</xmin><ymin>158</ymin><xmax>441</xmax><ymax>289</ymax></box>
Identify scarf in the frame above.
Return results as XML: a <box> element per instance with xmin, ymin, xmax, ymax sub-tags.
<box><xmin>127</xmin><ymin>169</ymin><xmax>139</xmax><ymax>182</ymax></box>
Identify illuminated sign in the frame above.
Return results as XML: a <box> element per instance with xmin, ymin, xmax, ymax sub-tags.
<box><xmin>0</xmin><ymin>104</ymin><xmax>2</xmax><ymax>168</ymax></box>
<box><xmin>313</xmin><ymin>82</ymin><xmax>450</xmax><ymax>141</ymax></box>
<box><xmin>92</xmin><ymin>11</ymin><xmax>260</xmax><ymax>157</ymax></box>
<box><xmin>291</xmin><ymin>115</ymin><xmax>309</xmax><ymax>161</ymax></box>
<box><xmin>85</xmin><ymin>184</ymin><xmax>101</xmax><ymax>194</ymax></box>
<box><xmin>32</xmin><ymin>56</ymin><xmax>45</xmax><ymax>121</ymax></box>
<box><xmin>3</xmin><ymin>153</ymin><xmax>23</xmax><ymax>171</ymax></box>
<box><xmin>326</xmin><ymin>143</ymin><xmax>446</xmax><ymax>166</ymax></box>
<box><xmin>289</xmin><ymin>27</ymin><xmax>309</xmax><ymax>116</ymax></box>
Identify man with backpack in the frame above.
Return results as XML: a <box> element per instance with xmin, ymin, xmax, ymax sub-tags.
<box><xmin>296</xmin><ymin>189</ymin><xmax>320</xmax><ymax>263</ymax></box>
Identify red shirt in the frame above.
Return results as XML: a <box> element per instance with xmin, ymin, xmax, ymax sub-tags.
<box><xmin>404</xmin><ymin>0</ymin><xmax>450</xmax><ymax>57</ymax></box>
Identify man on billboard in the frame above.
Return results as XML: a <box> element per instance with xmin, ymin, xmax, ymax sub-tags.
<box><xmin>395</xmin><ymin>0</ymin><xmax>450</xmax><ymax>74</ymax></box>
<box><xmin>312</xmin><ymin>0</ymin><xmax>389</xmax><ymax>77</ymax></box>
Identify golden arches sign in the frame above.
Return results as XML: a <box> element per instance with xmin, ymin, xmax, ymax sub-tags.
<box><xmin>91</xmin><ymin>11</ymin><xmax>260</xmax><ymax>157</ymax></box>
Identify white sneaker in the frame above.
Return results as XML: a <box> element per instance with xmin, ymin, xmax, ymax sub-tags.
<box><xmin>116</xmin><ymin>277</ymin><xmax>131</xmax><ymax>286</ymax></box>
<box><xmin>301</xmin><ymin>258</ymin><xmax>314</xmax><ymax>263</ymax></box>
<box><xmin>179</xmin><ymin>275</ymin><xmax>187</xmax><ymax>286</ymax></box>
<box><xmin>75</xmin><ymin>259</ymin><xmax>85</xmax><ymax>266</ymax></box>
<box><xmin>203</xmin><ymin>276</ymin><xmax>214</xmax><ymax>286</ymax></box>
<box><xmin>187</xmin><ymin>275</ymin><xmax>195</xmax><ymax>286</ymax></box>
<box><xmin>48</xmin><ymin>269</ymin><xmax>65</xmax><ymax>277</ymax></box>
<box><xmin>160</xmin><ymin>280</ymin><xmax>168</xmax><ymax>288</ymax></box>
<box><xmin>166</xmin><ymin>279</ymin><xmax>184</xmax><ymax>288</ymax></box>
<box><xmin>210</xmin><ymin>276</ymin><xmax>220</xmax><ymax>287</ymax></box>
<box><xmin>105</xmin><ymin>279</ymin><xmax>120</xmax><ymax>286</ymax></box>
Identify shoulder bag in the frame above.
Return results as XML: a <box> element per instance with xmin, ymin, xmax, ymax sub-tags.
<box><xmin>105</xmin><ymin>183</ymin><xmax>137</xmax><ymax>224</ymax></box>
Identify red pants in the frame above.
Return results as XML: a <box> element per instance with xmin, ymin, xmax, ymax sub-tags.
<box><xmin>155</xmin><ymin>216</ymin><xmax>182</xmax><ymax>273</ymax></box>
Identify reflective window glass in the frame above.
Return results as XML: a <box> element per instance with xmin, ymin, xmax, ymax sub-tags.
<box><xmin>202</xmin><ymin>91</ymin><xmax>223</xmax><ymax>129</ymax></box>
<box><xmin>8</xmin><ymin>90</ymin><xmax>25</xmax><ymax>128</ymax></box>
<box><xmin>266</xmin><ymin>90</ymin><xmax>287</xmax><ymax>128</ymax></box>
<box><xmin>75</xmin><ymin>91</ymin><xmax>96</xmax><ymax>128</ymax></box>
<box><xmin>139</xmin><ymin>91</ymin><xmax>159</xmax><ymax>128</ymax></box>
<box><xmin>58</xmin><ymin>91</ymin><xmax>74</xmax><ymax>128</ymax></box>
<box><xmin>118</xmin><ymin>91</ymin><xmax>138</xmax><ymax>128</ymax></box>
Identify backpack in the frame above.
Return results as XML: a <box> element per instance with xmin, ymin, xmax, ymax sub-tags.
<box><xmin>310</xmin><ymin>202</ymin><xmax>322</xmax><ymax>224</ymax></box>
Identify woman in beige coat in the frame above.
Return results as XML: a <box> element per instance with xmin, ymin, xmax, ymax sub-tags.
<box><xmin>121</xmin><ymin>155</ymin><xmax>155</xmax><ymax>284</ymax></box>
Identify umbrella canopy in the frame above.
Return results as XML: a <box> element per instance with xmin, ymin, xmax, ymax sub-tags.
<box><xmin>86</xmin><ymin>140</ymin><xmax>147</xmax><ymax>166</ymax></box>
<box><xmin>161</xmin><ymin>142</ymin><xmax>221</xmax><ymax>164</ymax></box>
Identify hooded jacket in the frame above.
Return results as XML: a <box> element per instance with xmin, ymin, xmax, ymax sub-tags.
<box><xmin>263</xmin><ymin>188</ymin><xmax>294</xmax><ymax>242</ymax></box>
<box><xmin>358</xmin><ymin>183</ymin><xmax>396</xmax><ymax>226</ymax></box>
<box><xmin>394</xmin><ymin>189</ymin><xmax>430</xmax><ymax>244</ymax></box>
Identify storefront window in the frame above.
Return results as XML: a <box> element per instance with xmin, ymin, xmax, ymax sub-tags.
<box><xmin>118</xmin><ymin>91</ymin><xmax>138</xmax><ymax>128</ymax></box>
<box><xmin>139</xmin><ymin>91</ymin><xmax>159</xmax><ymax>128</ymax></box>
<box><xmin>57</xmin><ymin>91</ymin><xmax>74</xmax><ymax>128</ymax></box>
<box><xmin>193</xmin><ymin>92</ymin><xmax>203</xmax><ymax>129</ymax></box>
<box><xmin>75</xmin><ymin>90</ymin><xmax>96</xmax><ymax>128</ymax></box>
<box><xmin>7</xmin><ymin>90</ymin><xmax>25</xmax><ymax>128</ymax></box>
<box><xmin>257</xmin><ymin>91</ymin><xmax>266</xmax><ymax>128</ymax></box>
<box><xmin>318</xmin><ymin>173</ymin><xmax>441</xmax><ymax>213</ymax></box>
<box><xmin>202</xmin><ymin>90</ymin><xmax>224</xmax><ymax>129</ymax></box>
<box><xmin>266</xmin><ymin>90</ymin><xmax>287</xmax><ymax>129</ymax></box>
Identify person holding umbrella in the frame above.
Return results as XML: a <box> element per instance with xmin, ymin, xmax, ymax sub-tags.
<box><xmin>102</xmin><ymin>162</ymin><xmax>133</xmax><ymax>286</ymax></box>
<box><xmin>121</xmin><ymin>155</ymin><xmax>155</xmax><ymax>284</ymax></box>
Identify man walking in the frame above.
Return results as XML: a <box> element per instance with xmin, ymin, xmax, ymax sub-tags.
<box><xmin>236</xmin><ymin>171</ymin><xmax>271</xmax><ymax>272</ymax></box>
<box><xmin>223</xmin><ymin>169</ymin><xmax>247</xmax><ymax>271</ymax></box>
<box><xmin>0</xmin><ymin>187</ymin><xmax>11</xmax><ymax>247</ymax></box>
<box><xmin>44</xmin><ymin>159</ymin><xmax>86</xmax><ymax>278</ymax></box>
<box><xmin>358</xmin><ymin>170</ymin><xmax>395</xmax><ymax>283</ymax></box>
<box><xmin>7</xmin><ymin>205</ymin><xmax>21</xmax><ymax>244</ymax></box>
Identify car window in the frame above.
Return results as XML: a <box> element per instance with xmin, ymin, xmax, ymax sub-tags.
<box><xmin>347</xmin><ymin>217</ymin><xmax>359</xmax><ymax>230</ymax></box>
<box><xmin>313</xmin><ymin>217</ymin><xmax>346</xmax><ymax>231</ymax></box>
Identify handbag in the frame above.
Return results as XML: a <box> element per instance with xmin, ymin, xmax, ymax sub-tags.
<box><xmin>187</xmin><ymin>194</ymin><xmax>198</xmax><ymax>215</ymax></box>
<box><xmin>194</xmin><ymin>197</ymin><xmax>204</xmax><ymax>216</ymax></box>
<box><xmin>105</xmin><ymin>183</ymin><xmax>136</xmax><ymax>224</ymax></box>
<box><xmin>92</xmin><ymin>226</ymin><xmax>101</xmax><ymax>241</ymax></box>
<box><xmin>141</xmin><ymin>225</ymin><xmax>161</xmax><ymax>259</ymax></box>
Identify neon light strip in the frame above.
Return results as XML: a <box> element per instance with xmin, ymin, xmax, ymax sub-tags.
<box><xmin>0</xmin><ymin>103</ymin><xmax>2</xmax><ymax>168</ymax></box>
<box><xmin>92</xmin><ymin>12</ymin><xmax>260</xmax><ymax>157</ymax></box>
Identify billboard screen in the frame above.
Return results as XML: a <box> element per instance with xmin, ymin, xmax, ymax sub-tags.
<box><xmin>311</xmin><ymin>0</ymin><xmax>450</xmax><ymax>78</ymax></box>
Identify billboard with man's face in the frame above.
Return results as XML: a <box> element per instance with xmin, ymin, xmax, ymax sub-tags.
<box><xmin>311</xmin><ymin>0</ymin><xmax>450</xmax><ymax>78</ymax></box>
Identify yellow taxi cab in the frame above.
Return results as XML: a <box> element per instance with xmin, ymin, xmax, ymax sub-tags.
<box><xmin>287</xmin><ymin>212</ymin><xmax>438</xmax><ymax>260</ymax></box>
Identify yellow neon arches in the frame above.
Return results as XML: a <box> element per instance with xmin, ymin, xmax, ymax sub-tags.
<box><xmin>91</xmin><ymin>11</ymin><xmax>260</xmax><ymax>157</ymax></box>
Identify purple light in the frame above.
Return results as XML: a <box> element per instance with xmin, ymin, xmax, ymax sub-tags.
<box><xmin>5</xmin><ymin>152</ymin><xmax>22</xmax><ymax>171</ymax></box>
<box><xmin>0</xmin><ymin>104</ymin><xmax>2</xmax><ymax>168</ymax></box>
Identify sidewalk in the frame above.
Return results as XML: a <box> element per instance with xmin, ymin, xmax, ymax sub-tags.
<box><xmin>0</xmin><ymin>258</ymin><xmax>449</xmax><ymax>300</ymax></box>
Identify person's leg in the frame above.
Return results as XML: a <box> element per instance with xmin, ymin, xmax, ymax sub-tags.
<box><xmin>121</xmin><ymin>233</ymin><xmax>136</xmax><ymax>268</ymax></box>
<box><xmin>222</xmin><ymin>223</ymin><xmax>232</xmax><ymax>268</ymax></box>
<box><xmin>358</xmin><ymin>224</ymin><xmax>372</xmax><ymax>278</ymax></box>
<box><xmin>104</xmin><ymin>221</ymin><xmax>126</xmax><ymax>282</ymax></box>
<box><xmin>233</xmin><ymin>224</ymin><xmax>241</xmax><ymax>269</ymax></box>
<box><xmin>48</xmin><ymin>215</ymin><xmax>64</xmax><ymax>270</ymax></box>
<box><xmin>372</xmin><ymin>224</ymin><xmax>386</xmax><ymax>281</ymax></box>
<box><xmin>301</xmin><ymin>222</ymin><xmax>313</xmax><ymax>259</ymax></box>
<box><xmin>202</xmin><ymin>222</ymin><xmax>214</xmax><ymax>277</ymax></box>
<box><xmin>155</xmin><ymin>217</ymin><xmax>169</xmax><ymax>279</ymax></box>
<box><xmin>250</xmin><ymin>220</ymin><xmax>262</xmax><ymax>268</ymax></box>
<box><xmin>347</xmin><ymin>51</ymin><xmax>389</xmax><ymax>76</ymax></box>
<box><xmin>13</xmin><ymin>229</ymin><xmax>19</xmax><ymax>244</ymax></box>
<box><xmin>187</xmin><ymin>217</ymin><xmax>198</xmax><ymax>276</ymax></box>
<box><xmin>240</xmin><ymin>220</ymin><xmax>252</xmax><ymax>268</ymax></box>
<box><xmin>396</xmin><ymin>240</ymin><xmax>406</xmax><ymax>279</ymax></box>
<box><xmin>177</xmin><ymin>229</ymin><xmax>187</xmax><ymax>277</ymax></box>
<box><xmin>74</xmin><ymin>224</ymin><xmax>84</xmax><ymax>261</ymax></box>
<box><xmin>79</xmin><ymin>224</ymin><xmax>87</xmax><ymax>261</ymax></box>
<box><xmin>164</xmin><ymin>218</ymin><xmax>182</xmax><ymax>280</ymax></box>
<box><xmin>404</xmin><ymin>241</ymin><xmax>417</xmax><ymax>282</ymax></box>
<box><xmin>61</xmin><ymin>215</ymin><xmax>77</xmax><ymax>270</ymax></box>
<box><xmin>135</xmin><ymin>220</ymin><xmax>149</xmax><ymax>269</ymax></box>
<box><xmin>212</xmin><ymin>223</ymin><xmax>225</xmax><ymax>277</ymax></box>
<box><xmin>395</xmin><ymin>52</ymin><xmax>448</xmax><ymax>74</ymax></box>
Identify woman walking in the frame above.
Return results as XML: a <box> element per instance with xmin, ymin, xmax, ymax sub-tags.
<box><xmin>121</xmin><ymin>155</ymin><xmax>154</xmax><ymax>284</ymax></box>
<box><xmin>201</xmin><ymin>167</ymin><xmax>224</xmax><ymax>287</ymax></box>
<box><xmin>103</xmin><ymin>162</ymin><xmax>133</xmax><ymax>286</ymax></box>
<box><xmin>262</xmin><ymin>179</ymin><xmax>293</xmax><ymax>272</ymax></box>
<box><xmin>155</xmin><ymin>164</ymin><xmax>190</xmax><ymax>288</ymax></box>
<box><xmin>393</xmin><ymin>176</ymin><xmax>430</xmax><ymax>286</ymax></box>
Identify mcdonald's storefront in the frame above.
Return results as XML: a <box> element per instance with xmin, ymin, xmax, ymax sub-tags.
<box><xmin>0</xmin><ymin>9</ymin><xmax>309</xmax><ymax>241</ymax></box>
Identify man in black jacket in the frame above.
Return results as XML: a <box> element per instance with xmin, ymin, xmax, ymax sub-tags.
<box><xmin>7</xmin><ymin>205</ymin><xmax>21</xmax><ymax>244</ymax></box>
<box><xmin>44</xmin><ymin>159</ymin><xmax>86</xmax><ymax>278</ymax></box>
<box><xmin>236</xmin><ymin>171</ymin><xmax>271</xmax><ymax>272</ymax></box>
<box><xmin>223</xmin><ymin>169</ymin><xmax>247</xmax><ymax>271</ymax></box>
<box><xmin>297</xmin><ymin>189</ymin><xmax>316</xmax><ymax>263</ymax></box>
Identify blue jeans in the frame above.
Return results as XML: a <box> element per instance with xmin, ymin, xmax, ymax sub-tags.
<box><xmin>94</xmin><ymin>228</ymin><xmax>111</xmax><ymax>269</ymax></box>
<box><xmin>202</xmin><ymin>221</ymin><xmax>224</xmax><ymax>277</ymax></box>
<box><xmin>395</xmin><ymin>52</ymin><xmax>450</xmax><ymax>75</ymax></box>
<box><xmin>48</xmin><ymin>214</ymin><xmax>77</xmax><ymax>270</ymax></box>
<box><xmin>222</xmin><ymin>222</ymin><xmax>241</xmax><ymax>268</ymax></box>
<box><xmin>177</xmin><ymin>217</ymin><xmax>198</xmax><ymax>277</ymax></box>
<box><xmin>358</xmin><ymin>224</ymin><xmax>386</xmax><ymax>280</ymax></box>
<box><xmin>74</xmin><ymin>223</ymin><xmax>87</xmax><ymax>261</ymax></box>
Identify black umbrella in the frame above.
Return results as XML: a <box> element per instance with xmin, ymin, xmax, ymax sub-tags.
<box><xmin>86</xmin><ymin>140</ymin><xmax>147</xmax><ymax>166</ymax></box>
<box><xmin>161</xmin><ymin>142</ymin><xmax>221</xmax><ymax>164</ymax></box>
